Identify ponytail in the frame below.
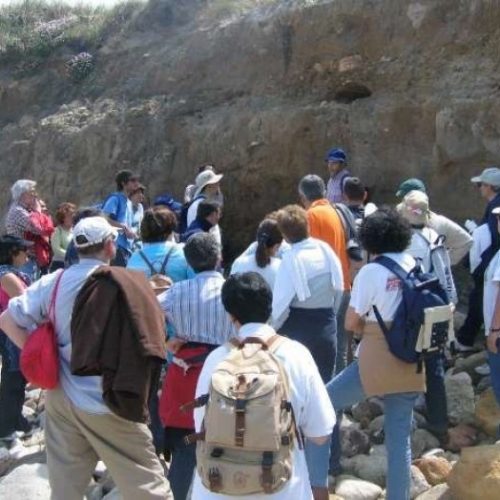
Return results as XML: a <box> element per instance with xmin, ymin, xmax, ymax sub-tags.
<box><xmin>255</xmin><ymin>219</ymin><xmax>284</xmax><ymax>268</ymax></box>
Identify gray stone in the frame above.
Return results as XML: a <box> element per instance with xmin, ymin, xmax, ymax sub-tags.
<box><xmin>102</xmin><ymin>487</ymin><xmax>122</xmax><ymax>500</ymax></box>
<box><xmin>0</xmin><ymin>448</ymin><xmax>11</xmax><ymax>477</ymax></box>
<box><xmin>335</xmin><ymin>474</ymin><xmax>383</xmax><ymax>500</ymax></box>
<box><xmin>340</xmin><ymin>426</ymin><xmax>371</xmax><ymax>458</ymax></box>
<box><xmin>477</xmin><ymin>376</ymin><xmax>492</xmax><ymax>393</ymax></box>
<box><xmin>341</xmin><ymin>453</ymin><xmax>387</xmax><ymax>487</ymax></box>
<box><xmin>412</xmin><ymin>429</ymin><xmax>441</xmax><ymax>459</ymax></box>
<box><xmin>415</xmin><ymin>483</ymin><xmax>452</xmax><ymax>499</ymax></box>
<box><xmin>445</xmin><ymin>372</ymin><xmax>476</xmax><ymax>425</ymax></box>
<box><xmin>351</xmin><ymin>399</ymin><xmax>384</xmax><ymax>427</ymax></box>
<box><xmin>410</xmin><ymin>465</ymin><xmax>431</xmax><ymax>499</ymax></box>
<box><xmin>0</xmin><ymin>463</ymin><xmax>50</xmax><ymax>499</ymax></box>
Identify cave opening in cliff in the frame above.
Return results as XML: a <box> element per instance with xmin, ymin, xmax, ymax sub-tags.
<box><xmin>333</xmin><ymin>82</ymin><xmax>372</xmax><ymax>103</ymax></box>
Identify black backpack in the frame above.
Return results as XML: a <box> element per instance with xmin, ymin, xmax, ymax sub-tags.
<box><xmin>178</xmin><ymin>194</ymin><xmax>205</xmax><ymax>235</ymax></box>
<box><xmin>372</xmin><ymin>256</ymin><xmax>453</xmax><ymax>372</ymax></box>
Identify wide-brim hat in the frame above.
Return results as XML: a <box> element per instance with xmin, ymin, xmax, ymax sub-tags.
<box><xmin>193</xmin><ymin>170</ymin><xmax>223</xmax><ymax>198</ymax></box>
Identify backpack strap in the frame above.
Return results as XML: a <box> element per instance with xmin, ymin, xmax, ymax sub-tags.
<box><xmin>48</xmin><ymin>270</ymin><xmax>65</xmax><ymax>325</ymax></box>
<box><xmin>159</xmin><ymin>246</ymin><xmax>176</xmax><ymax>275</ymax></box>
<box><xmin>138</xmin><ymin>251</ymin><xmax>156</xmax><ymax>276</ymax></box>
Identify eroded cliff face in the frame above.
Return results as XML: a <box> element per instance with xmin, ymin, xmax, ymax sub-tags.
<box><xmin>1</xmin><ymin>0</ymin><xmax>499</xmax><ymax>256</ymax></box>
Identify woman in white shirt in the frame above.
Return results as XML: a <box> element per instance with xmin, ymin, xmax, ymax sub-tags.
<box><xmin>316</xmin><ymin>208</ymin><xmax>425</xmax><ymax>500</ymax></box>
<box><xmin>483</xmin><ymin>206</ymin><xmax>500</xmax><ymax>429</ymax></box>
<box><xmin>230</xmin><ymin>218</ymin><xmax>282</xmax><ymax>288</ymax></box>
<box><xmin>271</xmin><ymin>205</ymin><xmax>343</xmax><ymax>500</ymax></box>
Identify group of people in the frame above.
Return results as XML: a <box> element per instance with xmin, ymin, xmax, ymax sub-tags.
<box><xmin>0</xmin><ymin>148</ymin><xmax>498</xmax><ymax>500</ymax></box>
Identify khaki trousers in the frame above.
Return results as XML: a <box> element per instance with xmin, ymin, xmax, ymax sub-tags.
<box><xmin>45</xmin><ymin>388</ymin><xmax>173</xmax><ymax>500</ymax></box>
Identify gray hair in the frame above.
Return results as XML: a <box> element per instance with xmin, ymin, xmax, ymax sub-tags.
<box><xmin>298</xmin><ymin>174</ymin><xmax>326</xmax><ymax>202</ymax></box>
<box><xmin>184</xmin><ymin>233</ymin><xmax>220</xmax><ymax>273</ymax></box>
<box><xmin>11</xmin><ymin>179</ymin><xmax>36</xmax><ymax>202</ymax></box>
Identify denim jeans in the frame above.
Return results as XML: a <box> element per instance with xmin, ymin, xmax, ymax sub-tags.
<box><xmin>488</xmin><ymin>350</ymin><xmax>500</xmax><ymax>408</ymax></box>
<box><xmin>314</xmin><ymin>362</ymin><xmax>418</xmax><ymax>500</ymax></box>
<box><xmin>0</xmin><ymin>333</ymin><xmax>29</xmax><ymax>436</ymax></box>
<box><xmin>335</xmin><ymin>292</ymin><xmax>351</xmax><ymax>375</ymax></box>
<box><xmin>165</xmin><ymin>429</ymin><xmax>196</xmax><ymax>500</ymax></box>
<box><xmin>424</xmin><ymin>353</ymin><xmax>448</xmax><ymax>437</ymax></box>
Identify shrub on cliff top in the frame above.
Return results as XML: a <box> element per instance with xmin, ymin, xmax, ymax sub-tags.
<box><xmin>0</xmin><ymin>0</ymin><xmax>142</xmax><ymax>62</ymax></box>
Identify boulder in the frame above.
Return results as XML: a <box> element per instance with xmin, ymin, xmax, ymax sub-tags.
<box><xmin>414</xmin><ymin>457</ymin><xmax>452</xmax><ymax>485</ymax></box>
<box><xmin>453</xmin><ymin>351</ymin><xmax>487</xmax><ymax>377</ymax></box>
<box><xmin>477</xmin><ymin>376</ymin><xmax>493</xmax><ymax>393</ymax></box>
<box><xmin>102</xmin><ymin>487</ymin><xmax>123</xmax><ymax>500</ymax></box>
<box><xmin>410</xmin><ymin>465</ymin><xmax>431</xmax><ymax>499</ymax></box>
<box><xmin>411</xmin><ymin>429</ymin><xmax>440</xmax><ymax>459</ymax></box>
<box><xmin>0</xmin><ymin>463</ymin><xmax>50</xmax><ymax>499</ymax></box>
<box><xmin>335</xmin><ymin>474</ymin><xmax>383</xmax><ymax>500</ymax></box>
<box><xmin>445</xmin><ymin>372</ymin><xmax>476</xmax><ymax>425</ymax></box>
<box><xmin>340</xmin><ymin>426</ymin><xmax>371</xmax><ymax>458</ymax></box>
<box><xmin>415</xmin><ymin>483</ymin><xmax>453</xmax><ymax>500</ymax></box>
<box><xmin>445</xmin><ymin>424</ymin><xmax>478</xmax><ymax>452</ymax></box>
<box><xmin>351</xmin><ymin>399</ymin><xmax>384</xmax><ymax>428</ymax></box>
<box><xmin>447</xmin><ymin>444</ymin><xmax>500</xmax><ymax>499</ymax></box>
<box><xmin>0</xmin><ymin>448</ymin><xmax>11</xmax><ymax>477</ymax></box>
<box><xmin>341</xmin><ymin>453</ymin><xmax>387</xmax><ymax>487</ymax></box>
<box><xmin>475</xmin><ymin>388</ymin><xmax>500</xmax><ymax>437</ymax></box>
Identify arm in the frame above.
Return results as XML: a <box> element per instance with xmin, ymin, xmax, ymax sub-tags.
<box><xmin>50</xmin><ymin>228</ymin><xmax>67</xmax><ymax>260</ymax></box>
<box><xmin>345</xmin><ymin>306</ymin><xmax>365</xmax><ymax>335</ymax></box>
<box><xmin>487</xmin><ymin>286</ymin><xmax>500</xmax><ymax>354</ymax></box>
<box><xmin>0</xmin><ymin>310</ymin><xmax>29</xmax><ymax>348</ymax></box>
<box><xmin>102</xmin><ymin>195</ymin><xmax>135</xmax><ymax>238</ymax></box>
<box><xmin>29</xmin><ymin>212</ymin><xmax>55</xmax><ymax>237</ymax></box>
<box><xmin>0</xmin><ymin>273</ymin><xmax>26</xmax><ymax>299</ymax></box>
<box><xmin>435</xmin><ymin>215</ymin><xmax>473</xmax><ymax>265</ymax></box>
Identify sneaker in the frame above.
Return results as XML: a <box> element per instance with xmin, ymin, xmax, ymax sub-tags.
<box><xmin>454</xmin><ymin>340</ymin><xmax>475</xmax><ymax>353</ymax></box>
<box><xmin>475</xmin><ymin>363</ymin><xmax>491</xmax><ymax>376</ymax></box>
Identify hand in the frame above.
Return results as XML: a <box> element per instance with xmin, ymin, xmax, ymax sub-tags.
<box><xmin>32</xmin><ymin>198</ymin><xmax>42</xmax><ymax>213</ymax></box>
<box><xmin>123</xmin><ymin>226</ymin><xmax>135</xmax><ymax>239</ymax></box>
<box><xmin>166</xmin><ymin>337</ymin><xmax>186</xmax><ymax>354</ymax></box>
<box><xmin>464</xmin><ymin>219</ymin><xmax>478</xmax><ymax>234</ymax></box>
<box><xmin>487</xmin><ymin>331</ymin><xmax>499</xmax><ymax>354</ymax></box>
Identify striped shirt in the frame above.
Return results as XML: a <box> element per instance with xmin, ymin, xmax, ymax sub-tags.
<box><xmin>158</xmin><ymin>270</ymin><xmax>235</xmax><ymax>345</ymax></box>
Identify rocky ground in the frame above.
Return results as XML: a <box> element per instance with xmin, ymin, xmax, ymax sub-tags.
<box><xmin>1</xmin><ymin>316</ymin><xmax>500</xmax><ymax>499</ymax></box>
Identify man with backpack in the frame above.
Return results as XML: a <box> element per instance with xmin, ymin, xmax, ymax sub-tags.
<box><xmin>101</xmin><ymin>169</ymin><xmax>141</xmax><ymax>267</ymax></box>
<box><xmin>325</xmin><ymin>147</ymin><xmax>351</xmax><ymax>204</ymax></box>
<box><xmin>191</xmin><ymin>272</ymin><xmax>336</xmax><ymax>500</ymax></box>
<box><xmin>180</xmin><ymin>200</ymin><xmax>222</xmax><ymax>243</ymax></box>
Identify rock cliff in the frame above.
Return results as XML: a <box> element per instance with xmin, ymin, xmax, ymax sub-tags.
<box><xmin>1</xmin><ymin>0</ymin><xmax>499</xmax><ymax>256</ymax></box>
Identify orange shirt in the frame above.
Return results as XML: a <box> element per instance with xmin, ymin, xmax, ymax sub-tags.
<box><xmin>307</xmin><ymin>199</ymin><xmax>350</xmax><ymax>290</ymax></box>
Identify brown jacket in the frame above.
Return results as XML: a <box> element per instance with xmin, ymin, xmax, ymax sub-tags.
<box><xmin>71</xmin><ymin>266</ymin><xmax>167</xmax><ymax>423</ymax></box>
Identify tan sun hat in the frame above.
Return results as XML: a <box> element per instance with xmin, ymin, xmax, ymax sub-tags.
<box><xmin>397</xmin><ymin>190</ymin><xmax>430</xmax><ymax>226</ymax></box>
<box><xmin>193</xmin><ymin>170</ymin><xmax>223</xmax><ymax>198</ymax></box>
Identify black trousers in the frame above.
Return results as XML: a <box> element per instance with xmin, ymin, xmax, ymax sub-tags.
<box><xmin>456</xmin><ymin>272</ymin><xmax>484</xmax><ymax>347</ymax></box>
<box><xmin>0</xmin><ymin>334</ymin><xmax>28</xmax><ymax>436</ymax></box>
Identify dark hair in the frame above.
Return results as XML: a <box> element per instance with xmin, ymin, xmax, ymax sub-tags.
<box><xmin>0</xmin><ymin>244</ymin><xmax>27</xmax><ymax>266</ymax></box>
<box><xmin>222</xmin><ymin>272</ymin><xmax>272</xmax><ymax>324</ymax></box>
<box><xmin>184</xmin><ymin>233</ymin><xmax>220</xmax><ymax>272</ymax></box>
<box><xmin>298</xmin><ymin>174</ymin><xmax>326</xmax><ymax>202</ymax></box>
<box><xmin>197</xmin><ymin>200</ymin><xmax>220</xmax><ymax>220</ymax></box>
<box><xmin>73</xmin><ymin>207</ymin><xmax>104</xmax><ymax>226</ymax></box>
<box><xmin>343</xmin><ymin>177</ymin><xmax>365</xmax><ymax>202</ymax></box>
<box><xmin>55</xmin><ymin>202</ymin><xmax>76</xmax><ymax>225</ymax></box>
<box><xmin>276</xmin><ymin>205</ymin><xmax>309</xmax><ymax>243</ymax></box>
<box><xmin>255</xmin><ymin>219</ymin><xmax>283</xmax><ymax>268</ymax></box>
<box><xmin>359</xmin><ymin>206</ymin><xmax>412</xmax><ymax>255</ymax></box>
<box><xmin>115</xmin><ymin>169</ymin><xmax>138</xmax><ymax>190</ymax></box>
<box><xmin>141</xmin><ymin>207</ymin><xmax>178</xmax><ymax>243</ymax></box>
<box><xmin>76</xmin><ymin>239</ymin><xmax>109</xmax><ymax>257</ymax></box>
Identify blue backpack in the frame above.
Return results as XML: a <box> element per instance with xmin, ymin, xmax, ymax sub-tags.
<box><xmin>372</xmin><ymin>256</ymin><xmax>452</xmax><ymax>372</ymax></box>
<box><xmin>178</xmin><ymin>194</ymin><xmax>205</xmax><ymax>235</ymax></box>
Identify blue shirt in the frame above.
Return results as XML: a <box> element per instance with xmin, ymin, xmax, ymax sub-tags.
<box><xmin>127</xmin><ymin>241</ymin><xmax>194</xmax><ymax>283</ymax></box>
<box><xmin>102</xmin><ymin>192</ymin><xmax>133</xmax><ymax>251</ymax></box>
<box><xmin>8</xmin><ymin>259</ymin><xmax>110</xmax><ymax>414</ymax></box>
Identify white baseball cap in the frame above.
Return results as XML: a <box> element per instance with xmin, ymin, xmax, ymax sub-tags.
<box><xmin>73</xmin><ymin>217</ymin><xmax>118</xmax><ymax>248</ymax></box>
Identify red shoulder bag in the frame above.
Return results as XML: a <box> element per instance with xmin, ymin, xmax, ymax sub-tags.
<box><xmin>20</xmin><ymin>271</ymin><xmax>64</xmax><ymax>389</ymax></box>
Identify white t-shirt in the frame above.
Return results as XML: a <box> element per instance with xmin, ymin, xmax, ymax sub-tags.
<box><xmin>230</xmin><ymin>254</ymin><xmax>281</xmax><ymax>289</ymax></box>
<box><xmin>483</xmin><ymin>250</ymin><xmax>500</xmax><ymax>334</ymax></box>
<box><xmin>192</xmin><ymin>323</ymin><xmax>336</xmax><ymax>500</ymax></box>
<box><xmin>350</xmin><ymin>252</ymin><xmax>416</xmax><ymax>322</ymax></box>
<box><xmin>187</xmin><ymin>197</ymin><xmax>222</xmax><ymax>247</ymax></box>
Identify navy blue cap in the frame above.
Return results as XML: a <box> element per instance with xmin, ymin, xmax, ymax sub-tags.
<box><xmin>325</xmin><ymin>148</ymin><xmax>347</xmax><ymax>163</ymax></box>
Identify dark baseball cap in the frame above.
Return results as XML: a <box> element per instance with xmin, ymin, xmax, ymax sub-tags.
<box><xmin>395</xmin><ymin>178</ymin><xmax>427</xmax><ymax>198</ymax></box>
<box><xmin>0</xmin><ymin>235</ymin><xmax>34</xmax><ymax>250</ymax></box>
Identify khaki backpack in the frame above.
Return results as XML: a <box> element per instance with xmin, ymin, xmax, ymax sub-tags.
<box><xmin>186</xmin><ymin>335</ymin><xmax>301</xmax><ymax>496</ymax></box>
